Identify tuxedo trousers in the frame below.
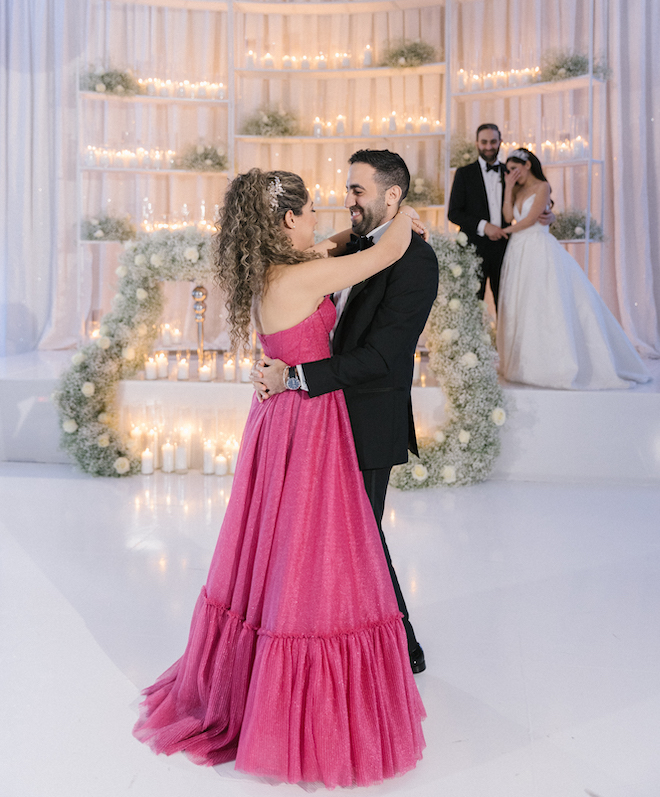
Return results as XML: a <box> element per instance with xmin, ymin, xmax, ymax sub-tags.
<box><xmin>475</xmin><ymin>236</ymin><xmax>508</xmax><ymax>308</ymax></box>
<box><xmin>361</xmin><ymin>467</ymin><xmax>418</xmax><ymax>653</ymax></box>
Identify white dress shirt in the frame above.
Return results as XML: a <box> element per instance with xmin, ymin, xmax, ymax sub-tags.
<box><xmin>476</xmin><ymin>156</ymin><xmax>503</xmax><ymax>236</ymax></box>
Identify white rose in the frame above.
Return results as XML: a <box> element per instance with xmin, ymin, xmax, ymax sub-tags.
<box><xmin>98</xmin><ymin>412</ymin><xmax>110</xmax><ymax>424</ymax></box>
<box><xmin>81</xmin><ymin>381</ymin><xmax>95</xmax><ymax>397</ymax></box>
<box><xmin>62</xmin><ymin>419</ymin><xmax>78</xmax><ymax>433</ymax></box>
<box><xmin>95</xmin><ymin>82</ymin><xmax>106</xmax><ymax>93</ymax></box>
<box><xmin>114</xmin><ymin>457</ymin><xmax>130</xmax><ymax>474</ymax></box>
<box><xmin>456</xmin><ymin>231</ymin><xmax>468</xmax><ymax>246</ymax></box>
<box><xmin>462</xmin><ymin>152</ymin><xmax>471</xmax><ymax>161</ymax></box>
<box><xmin>90</xmin><ymin>218</ymin><xmax>99</xmax><ymax>226</ymax></box>
<box><xmin>97</xmin><ymin>433</ymin><xmax>110</xmax><ymax>448</ymax></box>
<box><xmin>136</xmin><ymin>288</ymin><xmax>148</xmax><ymax>301</ymax></box>
<box><xmin>184</xmin><ymin>247</ymin><xmax>199</xmax><ymax>263</ymax></box>
<box><xmin>458</xmin><ymin>429</ymin><xmax>471</xmax><ymax>444</ymax></box>
<box><xmin>413</xmin><ymin>185</ymin><xmax>423</xmax><ymax>194</ymax></box>
<box><xmin>451</xmin><ymin>266</ymin><xmax>463</xmax><ymax>278</ymax></box>
<box><xmin>435</xmin><ymin>294</ymin><xmax>448</xmax><ymax>307</ymax></box>
<box><xmin>134</xmin><ymin>254</ymin><xmax>147</xmax><ymax>266</ymax></box>
<box><xmin>71</xmin><ymin>352</ymin><xmax>85</xmax><ymax>366</ymax></box>
<box><xmin>557</xmin><ymin>67</ymin><xmax>566</xmax><ymax>77</ymax></box>
<box><xmin>112</xmin><ymin>294</ymin><xmax>125</xmax><ymax>308</ymax></box>
<box><xmin>196</xmin><ymin>144</ymin><xmax>205</xmax><ymax>155</ymax></box>
<box><xmin>122</xmin><ymin>347</ymin><xmax>136</xmax><ymax>361</ymax></box>
<box><xmin>136</xmin><ymin>323</ymin><xmax>147</xmax><ymax>337</ymax></box>
<box><xmin>99</xmin><ymin>324</ymin><xmax>109</xmax><ymax>336</ymax></box>
<box><xmin>460</xmin><ymin>352</ymin><xmax>479</xmax><ymax>368</ymax></box>
<box><xmin>398</xmin><ymin>57</ymin><xmax>406</xmax><ymax>65</ymax></box>
<box><xmin>204</xmin><ymin>158</ymin><xmax>213</xmax><ymax>165</ymax></box>
<box><xmin>93</xmin><ymin>229</ymin><xmax>104</xmax><ymax>238</ymax></box>
<box><xmin>124</xmin><ymin>240</ymin><xmax>136</xmax><ymax>251</ymax></box>
<box><xmin>434</xmin><ymin>430</ymin><xmax>446</xmax><ymax>444</ymax></box>
<box><xmin>97</xmin><ymin>336</ymin><xmax>111</xmax><ymax>350</ymax></box>
<box><xmin>115</xmin><ymin>265</ymin><xmax>128</xmax><ymax>278</ymax></box>
<box><xmin>471</xmin><ymin>279</ymin><xmax>481</xmax><ymax>293</ymax></box>
<box><xmin>448</xmin><ymin>298</ymin><xmax>461</xmax><ymax>311</ymax></box>
<box><xmin>150</xmin><ymin>253</ymin><xmax>164</xmax><ymax>267</ymax></box>
<box><xmin>482</xmin><ymin>332</ymin><xmax>492</xmax><ymax>344</ymax></box>
<box><xmin>441</xmin><ymin>465</ymin><xmax>457</xmax><ymax>484</ymax></box>
<box><xmin>478</xmin><ymin>299</ymin><xmax>488</xmax><ymax>311</ymax></box>
<box><xmin>216</xmin><ymin>146</ymin><xmax>224</xmax><ymax>157</ymax></box>
<box><xmin>415</xmin><ymin>178</ymin><xmax>424</xmax><ymax>186</ymax></box>
<box><xmin>115</xmin><ymin>85</ymin><xmax>124</xmax><ymax>94</ymax></box>
<box><xmin>411</xmin><ymin>463</ymin><xmax>428</xmax><ymax>482</ymax></box>
<box><xmin>574</xmin><ymin>226</ymin><xmax>585</xmax><ymax>236</ymax></box>
<box><xmin>491</xmin><ymin>407</ymin><xmax>507</xmax><ymax>426</ymax></box>
<box><xmin>440</xmin><ymin>328</ymin><xmax>458</xmax><ymax>344</ymax></box>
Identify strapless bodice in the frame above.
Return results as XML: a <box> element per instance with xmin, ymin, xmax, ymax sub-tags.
<box><xmin>257</xmin><ymin>295</ymin><xmax>336</xmax><ymax>365</ymax></box>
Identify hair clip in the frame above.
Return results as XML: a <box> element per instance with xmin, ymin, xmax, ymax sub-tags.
<box><xmin>268</xmin><ymin>175</ymin><xmax>284</xmax><ymax>210</ymax></box>
<box><xmin>508</xmin><ymin>149</ymin><xmax>530</xmax><ymax>161</ymax></box>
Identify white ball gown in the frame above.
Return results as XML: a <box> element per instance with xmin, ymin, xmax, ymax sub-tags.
<box><xmin>497</xmin><ymin>194</ymin><xmax>651</xmax><ymax>390</ymax></box>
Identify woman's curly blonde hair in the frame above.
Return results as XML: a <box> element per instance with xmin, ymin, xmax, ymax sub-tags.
<box><xmin>215</xmin><ymin>168</ymin><xmax>318</xmax><ymax>353</ymax></box>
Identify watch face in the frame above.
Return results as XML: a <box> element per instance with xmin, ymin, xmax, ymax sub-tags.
<box><xmin>286</xmin><ymin>376</ymin><xmax>301</xmax><ymax>390</ymax></box>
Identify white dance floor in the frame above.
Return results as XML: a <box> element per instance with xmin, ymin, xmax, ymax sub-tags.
<box><xmin>1</xmin><ymin>462</ymin><xmax>659</xmax><ymax>797</ymax></box>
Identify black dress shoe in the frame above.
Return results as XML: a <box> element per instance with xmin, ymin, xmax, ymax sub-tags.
<box><xmin>409</xmin><ymin>643</ymin><xmax>426</xmax><ymax>673</ymax></box>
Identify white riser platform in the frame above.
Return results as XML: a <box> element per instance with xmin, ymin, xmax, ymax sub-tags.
<box><xmin>1</xmin><ymin>352</ymin><xmax>659</xmax><ymax>483</ymax></box>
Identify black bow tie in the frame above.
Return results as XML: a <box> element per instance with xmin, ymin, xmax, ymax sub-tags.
<box><xmin>486</xmin><ymin>162</ymin><xmax>501</xmax><ymax>173</ymax></box>
<box><xmin>347</xmin><ymin>234</ymin><xmax>375</xmax><ymax>253</ymax></box>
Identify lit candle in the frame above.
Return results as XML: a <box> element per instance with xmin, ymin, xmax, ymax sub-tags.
<box><xmin>389</xmin><ymin>112</ymin><xmax>397</xmax><ymax>133</ymax></box>
<box><xmin>361</xmin><ymin>116</ymin><xmax>371</xmax><ymax>136</ymax></box>
<box><xmin>223</xmin><ymin>357</ymin><xmax>236</xmax><ymax>381</ymax></box>
<box><xmin>203</xmin><ymin>440</ymin><xmax>216</xmax><ymax>475</ymax></box>
<box><xmin>263</xmin><ymin>53</ymin><xmax>274</xmax><ymax>68</ymax></box>
<box><xmin>541</xmin><ymin>140</ymin><xmax>555</xmax><ymax>161</ymax></box>
<box><xmin>145</xmin><ymin>357</ymin><xmax>158</xmax><ymax>380</ymax></box>
<box><xmin>470</xmin><ymin>72</ymin><xmax>481</xmax><ymax>92</ymax></box>
<box><xmin>508</xmin><ymin>69</ymin><xmax>519</xmax><ymax>87</ymax></box>
<box><xmin>214</xmin><ymin>453</ymin><xmax>228</xmax><ymax>476</ymax></box>
<box><xmin>161</xmin><ymin>441</ymin><xmax>174</xmax><ymax>473</ymax></box>
<box><xmin>433</xmin><ymin>119</ymin><xmax>442</xmax><ymax>134</ymax></box>
<box><xmin>496</xmin><ymin>70</ymin><xmax>507</xmax><ymax>88</ymax></box>
<box><xmin>316</xmin><ymin>54</ymin><xmax>327</xmax><ymax>70</ymax></box>
<box><xmin>483</xmin><ymin>72</ymin><xmax>494</xmax><ymax>90</ymax></box>
<box><xmin>146</xmin><ymin>79</ymin><xmax>156</xmax><ymax>96</ymax></box>
<box><xmin>381</xmin><ymin>117</ymin><xmax>389</xmax><ymax>135</ymax></box>
<box><xmin>128</xmin><ymin>150</ymin><xmax>139</xmax><ymax>168</ymax></box>
<box><xmin>159</xmin><ymin>80</ymin><xmax>170</xmax><ymax>97</ymax></box>
<box><xmin>314</xmin><ymin>184</ymin><xmax>322</xmax><ymax>204</ymax></box>
<box><xmin>174</xmin><ymin>442</ymin><xmax>187</xmax><ymax>472</ymax></box>
<box><xmin>328</xmin><ymin>190</ymin><xmax>337</xmax><ymax>205</ymax></box>
<box><xmin>405</xmin><ymin>117</ymin><xmax>415</xmax><ymax>133</ymax></box>
<box><xmin>84</xmin><ymin>146</ymin><xmax>97</xmax><ymax>166</ymax></box>
<box><xmin>301</xmin><ymin>55</ymin><xmax>310</xmax><ymax>70</ymax></box>
<box><xmin>156</xmin><ymin>352</ymin><xmax>168</xmax><ymax>378</ymax></box>
<box><xmin>283</xmin><ymin>55</ymin><xmax>292</xmax><ymax>69</ymax></box>
<box><xmin>521</xmin><ymin>68</ymin><xmax>532</xmax><ymax>85</ymax></box>
<box><xmin>413</xmin><ymin>351</ymin><xmax>421</xmax><ymax>383</ymax></box>
<box><xmin>335</xmin><ymin>115</ymin><xmax>345</xmax><ymax>135</ymax></box>
<box><xmin>227</xmin><ymin>438</ymin><xmax>240</xmax><ymax>473</ymax></box>
<box><xmin>141</xmin><ymin>448</ymin><xmax>154</xmax><ymax>475</ymax></box>
<box><xmin>198</xmin><ymin>363</ymin><xmax>212</xmax><ymax>382</ymax></box>
<box><xmin>215</xmin><ymin>83</ymin><xmax>225</xmax><ymax>100</ymax></box>
<box><xmin>572</xmin><ymin>135</ymin><xmax>587</xmax><ymax>159</ymax></box>
<box><xmin>313</xmin><ymin>117</ymin><xmax>323</xmax><ymax>137</ymax></box>
<box><xmin>177</xmin><ymin>357</ymin><xmax>189</xmax><ymax>380</ymax></box>
<box><xmin>457</xmin><ymin>69</ymin><xmax>467</xmax><ymax>91</ymax></box>
<box><xmin>196</xmin><ymin>81</ymin><xmax>208</xmax><ymax>98</ymax></box>
<box><xmin>246</xmin><ymin>50</ymin><xmax>255</xmax><ymax>68</ymax></box>
<box><xmin>240</xmin><ymin>358</ymin><xmax>252</xmax><ymax>382</ymax></box>
<box><xmin>209</xmin><ymin>353</ymin><xmax>217</xmax><ymax>379</ymax></box>
<box><xmin>341</xmin><ymin>53</ymin><xmax>351</xmax><ymax>68</ymax></box>
<box><xmin>171</xmin><ymin>328</ymin><xmax>182</xmax><ymax>345</ymax></box>
<box><xmin>363</xmin><ymin>45</ymin><xmax>372</xmax><ymax>67</ymax></box>
<box><xmin>419</xmin><ymin>117</ymin><xmax>430</xmax><ymax>134</ymax></box>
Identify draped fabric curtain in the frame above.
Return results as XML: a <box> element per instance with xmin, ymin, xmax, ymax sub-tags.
<box><xmin>0</xmin><ymin>0</ymin><xmax>658</xmax><ymax>355</ymax></box>
<box><xmin>0</xmin><ymin>0</ymin><xmax>86</xmax><ymax>355</ymax></box>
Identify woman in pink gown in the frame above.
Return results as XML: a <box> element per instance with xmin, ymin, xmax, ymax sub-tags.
<box><xmin>133</xmin><ymin>169</ymin><xmax>426</xmax><ymax>788</ymax></box>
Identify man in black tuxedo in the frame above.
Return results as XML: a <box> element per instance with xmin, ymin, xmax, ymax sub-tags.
<box><xmin>253</xmin><ymin>150</ymin><xmax>439</xmax><ymax>673</ymax></box>
<box><xmin>448</xmin><ymin>123</ymin><xmax>554</xmax><ymax>307</ymax></box>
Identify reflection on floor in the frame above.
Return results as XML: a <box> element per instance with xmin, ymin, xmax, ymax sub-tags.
<box><xmin>1</xmin><ymin>462</ymin><xmax>659</xmax><ymax>797</ymax></box>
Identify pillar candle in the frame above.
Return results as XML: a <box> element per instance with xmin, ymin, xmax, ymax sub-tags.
<box><xmin>223</xmin><ymin>358</ymin><xmax>236</xmax><ymax>381</ymax></box>
<box><xmin>156</xmin><ymin>352</ymin><xmax>169</xmax><ymax>378</ymax></box>
<box><xmin>314</xmin><ymin>184</ymin><xmax>322</xmax><ymax>204</ymax></box>
<box><xmin>419</xmin><ymin>117</ymin><xmax>431</xmax><ymax>134</ymax></box>
<box><xmin>457</xmin><ymin>69</ymin><xmax>467</xmax><ymax>91</ymax></box>
<box><xmin>413</xmin><ymin>351</ymin><xmax>421</xmax><ymax>384</ymax></box>
<box><xmin>161</xmin><ymin>442</ymin><xmax>174</xmax><ymax>473</ymax></box>
<box><xmin>198</xmin><ymin>364</ymin><xmax>212</xmax><ymax>382</ymax></box>
<box><xmin>389</xmin><ymin>112</ymin><xmax>397</xmax><ymax>133</ymax></box>
<box><xmin>361</xmin><ymin>116</ymin><xmax>371</xmax><ymax>136</ymax></box>
<box><xmin>141</xmin><ymin>448</ymin><xmax>154</xmax><ymax>475</ymax></box>
<box><xmin>483</xmin><ymin>73</ymin><xmax>494</xmax><ymax>90</ymax></box>
<box><xmin>263</xmin><ymin>53</ymin><xmax>274</xmax><ymax>68</ymax></box>
<box><xmin>301</xmin><ymin>56</ymin><xmax>310</xmax><ymax>70</ymax></box>
<box><xmin>363</xmin><ymin>45</ymin><xmax>372</xmax><ymax>67</ymax></box>
<box><xmin>283</xmin><ymin>55</ymin><xmax>292</xmax><ymax>69</ymax></box>
<box><xmin>171</xmin><ymin>328</ymin><xmax>182</xmax><ymax>345</ymax></box>
<box><xmin>341</xmin><ymin>53</ymin><xmax>351</xmax><ymax>68</ymax></box>
<box><xmin>313</xmin><ymin>117</ymin><xmax>323</xmax><ymax>137</ymax></box>
<box><xmin>145</xmin><ymin>358</ymin><xmax>157</xmax><ymax>380</ymax></box>
<box><xmin>405</xmin><ymin>117</ymin><xmax>415</xmax><ymax>133</ymax></box>
<box><xmin>214</xmin><ymin>454</ymin><xmax>228</xmax><ymax>476</ymax></box>
<box><xmin>328</xmin><ymin>190</ymin><xmax>337</xmax><ymax>205</ymax></box>
<box><xmin>177</xmin><ymin>358</ymin><xmax>189</xmax><ymax>380</ymax></box>
<box><xmin>240</xmin><ymin>358</ymin><xmax>252</xmax><ymax>382</ymax></box>
<box><xmin>335</xmin><ymin>115</ymin><xmax>345</xmax><ymax>135</ymax></box>
<box><xmin>174</xmin><ymin>443</ymin><xmax>187</xmax><ymax>472</ymax></box>
<box><xmin>203</xmin><ymin>441</ymin><xmax>216</xmax><ymax>475</ymax></box>
<box><xmin>246</xmin><ymin>50</ymin><xmax>255</xmax><ymax>68</ymax></box>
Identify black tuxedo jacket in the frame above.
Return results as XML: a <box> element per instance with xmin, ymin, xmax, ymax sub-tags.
<box><xmin>302</xmin><ymin>233</ymin><xmax>439</xmax><ymax>471</ymax></box>
<box><xmin>447</xmin><ymin>159</ymin><xmax>505</xmax><ymax>245</ymax></box>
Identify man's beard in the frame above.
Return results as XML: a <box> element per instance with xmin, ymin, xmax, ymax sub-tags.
<box><xmin>477</xmin><ymin>145</ymin><xmax>500</xmax><ymax>164</ymax></box>
<box><xmin>349</xmin><ymin>196</ymin><xmax>388</xmax><ymax>236</ymax></box>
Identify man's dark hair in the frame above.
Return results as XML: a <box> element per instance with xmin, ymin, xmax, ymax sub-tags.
<box><xmin>476</xmin><ymin>123</ymin><xmax>501</xmax><ymax>139</ymax></box>
<box><xmin>349</xmin><ymin>149</ymin><xmax>410</xmax><ymax>202</ymax></box>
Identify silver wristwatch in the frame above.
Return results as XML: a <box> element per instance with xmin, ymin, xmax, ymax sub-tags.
<box><xmin>284</xmin><ymin>366</ymin><xmax>301</xmax><ymax>390</ymax></box>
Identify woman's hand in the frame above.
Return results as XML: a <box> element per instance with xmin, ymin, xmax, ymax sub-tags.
<box><xmin>504</xmin><ymin>166</ymin><xmax>520</xmax><ymax>189</ymax></box>
<box><xmin>398</xmin><ymin>205</ymin><xmax>429</xmax><ymax>241</ymax></box>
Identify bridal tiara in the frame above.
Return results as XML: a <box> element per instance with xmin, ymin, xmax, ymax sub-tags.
<box><xmin>268</xmin><ymin>175</ymin><xmax>285</xmax><ymax>210</ymax></box>
<box><xmin>508</xmin><ymin>149</ymin><xmax>530</xmax><ymax>161</ymax></box>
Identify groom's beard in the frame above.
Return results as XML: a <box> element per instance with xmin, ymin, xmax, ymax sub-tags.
<box><xmin>349</xmin><ymin>196</ymin><xmax>388</xmax><ymax>236</ymax></box>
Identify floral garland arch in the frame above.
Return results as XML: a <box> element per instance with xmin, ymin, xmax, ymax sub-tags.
<box><xmin>391</xmin><ymin>232</ymin><xmax>506</xmax><ymax>489</ymax></box>
<box><xmin>53</xmin><ymin>228</ymin><xmax>215</xmax><ymax>476</ymax></box>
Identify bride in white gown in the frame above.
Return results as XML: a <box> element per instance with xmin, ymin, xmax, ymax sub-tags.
<box><xmin>496</xmin><ymin>148</ymin><xmax>650</xmax><ymax>390</ymax></box>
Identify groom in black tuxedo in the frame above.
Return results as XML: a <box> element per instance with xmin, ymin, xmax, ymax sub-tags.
<box><xmin>253</xmin><ymin>150</ymin><xmax>439</xmax><ymax>673</ymax></box>
<box><xmin>448</xmin><ymin>123</ymin><xmax>554</xmax><ymax>307</ymax></box>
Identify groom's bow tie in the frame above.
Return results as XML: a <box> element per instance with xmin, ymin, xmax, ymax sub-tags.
<box><xmin>486</xmin><ymin>162</ymin><xmax>501</xmax><ymax>173</ymax></box>
<box><xmin>347</xmin><ymin>234</ymin><xmax>375</xmax><ymax>253</ymax></box>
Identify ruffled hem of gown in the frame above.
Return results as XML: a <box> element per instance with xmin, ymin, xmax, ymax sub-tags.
<box><xmin>133</xmin><ymin>588</ymin><xmax>426</xmax><ymax>789</ymax></box>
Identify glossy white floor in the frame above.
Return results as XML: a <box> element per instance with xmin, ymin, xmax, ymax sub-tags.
<box><xmin>1</xmin><ymin>462</ymin><xmax>659</xmax><ymax>797</ymax></box>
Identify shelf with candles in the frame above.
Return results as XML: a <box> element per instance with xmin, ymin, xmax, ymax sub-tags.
<box><xmin>236</xmin><ymin>133</ymin><xmax>444</xmax><ymax>144</ymax></box>
<box><xmin>452</xmin><ymin>73</ymin><xmax>605</xmax><ymax>102</ymax></box>
<box><xmin>234</xmin><ymin>0</ymin><xmax>442</xmax><ymax>16</ymax></box>
<box><xmin>80</xmin><ymin>91</ymin><xmax>229</xmax><ymax>105</ymax></box>
<box><xmin>313</xmin><ymin>204</ymin><xmax>444</xmax><ymax>212</ymax></box>
<box><xmin>236</xmin><ymin>62</ymin><xmax>446</xmax><ymax>80</ymax></box>
<box><xmin>82</xmin><ymin>166</ymin><xmax>229</xmax><ymax>176</ymax></box>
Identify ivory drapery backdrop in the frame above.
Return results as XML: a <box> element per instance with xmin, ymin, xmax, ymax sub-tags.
<box><xmin>1</xmin><ymin>0</ymin><xmax>659</xmax><ymax>356</ymax></box>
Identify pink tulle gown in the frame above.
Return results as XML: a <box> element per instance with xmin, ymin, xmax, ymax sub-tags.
<box><xmin>133</xmin><ymin>297</ymin><xmax>426</xmax><ymax>788</ymax></box>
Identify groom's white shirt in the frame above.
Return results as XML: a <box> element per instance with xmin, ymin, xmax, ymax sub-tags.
<box><xmin>476</xmin><ymin>155</ymin><xmax>503</xmax><ymax>235</ymax></box>
<box><xmin>296</xmin><ymin>219</ymin><xmax>393</xmax><ymax>390</ymax></box>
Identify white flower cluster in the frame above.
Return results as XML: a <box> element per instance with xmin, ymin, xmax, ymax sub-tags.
<box><xmin>391</xmin><ymin>232</ymin><xmax>507</xmax><ymax>489</ymax></box>
<box><xmin>53</xmin><ymin>227</ymin><xmax>216</xmax><ymax>477</ymax></box>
